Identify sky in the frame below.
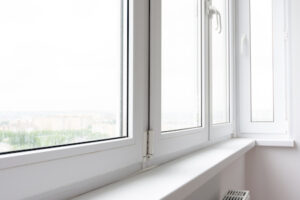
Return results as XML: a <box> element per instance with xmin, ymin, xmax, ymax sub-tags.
<box><xmin>0</xmin><ymin>0</ymin><xmax>122</xmax><ymax>113</ymax></box>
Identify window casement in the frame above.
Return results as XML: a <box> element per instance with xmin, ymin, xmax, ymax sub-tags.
<box><xmin>148</xmin><ymin>0</ymin><xmax>234</xmax><ymax>165</ymax></box>
<box><xmin>0</xmin><ymin>0</ymin><xmax>148</xmax><ymax>176</ymax></box>
<box><xmin>237</xmin><ymin>0</ymin><xmax>289</xmax><ymax>136</ymax></box>
<box><xmin>209</xmin><ymin>0</ymin><xmax>235</xmax><ymax>140</ymax></box>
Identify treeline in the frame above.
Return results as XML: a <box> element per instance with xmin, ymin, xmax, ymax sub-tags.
<box><xmin>0</xmin><ymin>129</ymin><xmax>109</xmax><ymax>151</ymax></box>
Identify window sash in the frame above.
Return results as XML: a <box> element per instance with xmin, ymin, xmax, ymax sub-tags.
<box><xmin>209</xmin><ymin>0</ymin><xmax>234</xmax><ymax>139</ymax></box>
<box><xmin>237</xmin><ymin>0</ymin><xmax>288</xmax><ymax>135</ymax></box>
<box><xmin>0</xmin><ymin>0</ymin><xmax>129</xmax><ymax>155</ymax></box>
<box><xmin>149</xmin><ymin>0</ymin><xmax>234</xmax><ymax>165</ymax></box>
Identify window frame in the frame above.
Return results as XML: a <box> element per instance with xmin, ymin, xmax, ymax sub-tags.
<box><xmin>237</xmin><ymin>0</ymin><xmax>289</xmax><ymax>136</ymax></box>
<box><xmin>209</xmin><ymin>0</ymin><xmax>235</xmax><ymax>140</ymax></box>
<box><xmin>148</xmin><ymin>0</ymin><xmax>209</xmax><ymax>166</ymax></box>
<box><xmin>0</xmin><ymin>0</ymin><xmax>237</xmax><ymax>170</ymax></box>
<box><xmin>148</xmin><ymin>0</ymin><xmax>235</xmax><ymax>166</ymax></box>
<box><xmin>0</xmin><ymin>0</ymin><xmax>148</xmax><ymax>171</ymax></box>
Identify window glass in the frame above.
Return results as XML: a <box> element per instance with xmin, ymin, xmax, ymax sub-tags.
<box><xmin>161</xmin><ymin>0</ymin><xmax>202</xmax><ymax>132</ymax></box>
<box><xmin>0</xmin><ymin>0</ymin><xmax>127</xmax><ymax>153</ymax></box>
<box><xmin>211</xmin><ymin>0</ymin><xmax>230</xmax><ymax>124</ymax></box>
<box><xmin>250</xmin><ymin>0</ymin><xmax>274</xmax><ymax>122</ymax></box>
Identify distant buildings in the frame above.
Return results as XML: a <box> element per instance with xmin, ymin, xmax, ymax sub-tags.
<box><xmin>0</xmin><ymin>112</ymin><xmax>119</xmax><ymax>137</ymax></box>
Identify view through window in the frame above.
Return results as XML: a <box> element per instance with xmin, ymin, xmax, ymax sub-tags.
<box><xmin>0</xmin><ymin>0</ymin><xmax>128</xmax><ymax>153</ymax></box>
<box><xmin>250</xmin><ymin>0</ymin><xmax>274</xmax><ymax>122</ymax></box>
<box><xmin>161</xmin><ymin>0</ymin><xmax>202</xmax><ymax>132</ymax></box>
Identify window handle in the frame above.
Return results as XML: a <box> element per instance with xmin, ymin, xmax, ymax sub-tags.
<box><xmin>240</xmin><ymin>34</ymin><xmax>248</xmax><ymax>55</ymax></box>
<box><xmin>208</xmin><ymin>6</ymin><xmax>222</xmax><ymax>34</ymax></box>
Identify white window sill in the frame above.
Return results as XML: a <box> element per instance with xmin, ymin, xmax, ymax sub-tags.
<box><xmin>255</xmin><ymin>138</ymin><xmax>294</xmax><ymax>147</ymax></box>
<box><xmin>73</xmin><ymin>138</ymin><xmax>255</xmax><ymax>200</ymax></box>
<box><xmin>238</xmin><ymin>134</ymin><xmax>295</xmax><ymax>147</ymax></box>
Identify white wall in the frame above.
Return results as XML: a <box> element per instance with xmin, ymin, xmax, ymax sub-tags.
<box><xmin>245</xmin><ymin>0</ymin><xmax>300</xmax><ymax>199</ymax></box>
<box><xmin>245</xmin><ymin>146</ymin><xmax>300</xmax><ymax>200</ymax></box>
<box><xmin>186</xmin><ymin>156</ymin><xmax>246</xmax><ymax>200</ymax></box>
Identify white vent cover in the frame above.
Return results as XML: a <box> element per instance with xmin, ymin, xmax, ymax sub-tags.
<box><xmin>222</xmin><ymin>190</ymin><xmax>250</xmax><ymax>200</ymax></box>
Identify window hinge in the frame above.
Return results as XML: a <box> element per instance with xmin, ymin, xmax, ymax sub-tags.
<box><xmin>144</xmin><ymin>129</ymin><xmax>154</xmax><ymax>159</ymax></box>
<box><xmin>205</xmin><ymin>0</ymin><xmax>211</xmax><ymax>16</ymax></box>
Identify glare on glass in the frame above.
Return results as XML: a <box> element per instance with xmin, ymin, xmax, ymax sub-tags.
<box><xmin>0</xmin><ymin>0</ymin><xmax>127</xmax><ymax>153</ymax></box>
<box><xmin>211</xmin><ymin>0</ymin><xmax>230</xmax><ymax>124</ymax></box>
<box><xmin>250</xmin><ymin>0</ymin><xmax>274</xmax><ymax>122</ymax></box>
<box><xmin>161</xmin><ymin>0</ymin><xmax>202</xmax><ymax>132</ymax></box>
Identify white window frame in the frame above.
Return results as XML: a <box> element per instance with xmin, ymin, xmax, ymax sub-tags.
<box><xmin>236</xmin><ymin>0</ymin><xmax>289</xmax><ymax>137</ymax></box>
<box><xmin>148</xmin><ymin>0</ymin><xmax>234</xmax><ymax>167</ymax></box>
<box><xmin>148</xmin><ymin>0</ymin><xmax>208</xmax><ymax>166</ymax></box>
<box><xmin>209</xmin><ymin>0</ymin><xmax>235</xmax><ymax>140</ymax></box>
<box><xmin>0</xmin><ymin>1</ymin><xmax>149</xmax><ymax>199</ymax></box>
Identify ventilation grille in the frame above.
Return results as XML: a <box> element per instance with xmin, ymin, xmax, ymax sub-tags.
<box><xmin>222</xmin><ymin>190</ymin><xmax>250</xmax><ymax>200</ymax></box>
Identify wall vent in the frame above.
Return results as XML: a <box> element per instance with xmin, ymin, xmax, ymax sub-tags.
<box><xmin>222</xmin><ymin>190</ymin><xmax>250</xmax><ymax>200</ymax></box>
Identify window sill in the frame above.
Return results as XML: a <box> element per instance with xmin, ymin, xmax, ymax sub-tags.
<box><xmin>238</xmin><ymin>134</ymin><xmax>295</xmax><ymax>147</ymax></box>
<box><xmin>73</xmin><ymin>138</ymin><xmax>255</xmax><ymax>200</ymax></box>
<box><xmin>255</xmin><ymin>138</ymin><xmax>294</xmax><ymax>147</ymax></box>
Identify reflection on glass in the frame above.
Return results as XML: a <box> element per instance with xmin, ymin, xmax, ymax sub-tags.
<box><xmin>161</xmin><ymin>0</ymin><xmax>202</xmax><ymax>132</ymax></box>
<box><xmin>211</xmin><ymin>0</ymin><xmax>230</xmax><ymax>124</ymax></box>
<box><xmin>250</xmin><ymin>0</ymin><xmax>274</xmax><ymax>122</ymax></box>
<box><xmin>0</xmin><ymin>0</ymin><xmax>126</xmax><ymax>153</ymax></box>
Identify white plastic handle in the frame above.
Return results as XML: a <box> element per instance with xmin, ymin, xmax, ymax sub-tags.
<box><xmin>208</xmin><ymin>6</ymin><xmax>222</xmax><ymax>34</ymax></box>
<box><xmin>215</xmin><ymin>10</ymin><xmax>222</xmax><ymax>34</ymax></box>
<box><xmin>240</xmin><ymin>34</ymin><xmax>248</xmax><ymax>55</ymax></box>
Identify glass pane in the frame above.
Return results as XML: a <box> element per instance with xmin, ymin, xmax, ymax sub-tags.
<box><xmin>161</xmin><ymin>0</ymin><xmax>201</xmax><ymax>132</ymax></box>
<box><xmin>211</xmin><ymin>0</ymin><xmax>230</xmax><ymax>124</ymax></box>
<box><xmin>0</xmin><ymin>0</ymin><xmax>127</xmax><ymax>153</ymax></box>
<box><xmin>250</xmin><ymin>0</ymin><xmax>274</xmax><ymax>122</ymax></box>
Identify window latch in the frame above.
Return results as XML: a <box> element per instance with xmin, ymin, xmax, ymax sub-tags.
<box><xmin>144</xmin><ymin>129</ymin><xmax>154</xmax><ymax>159</ymax></box>
<box><xmin>206</xmin><ymin>2</ymin><xmax>222</xmax><ymax>34</ymax></box>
